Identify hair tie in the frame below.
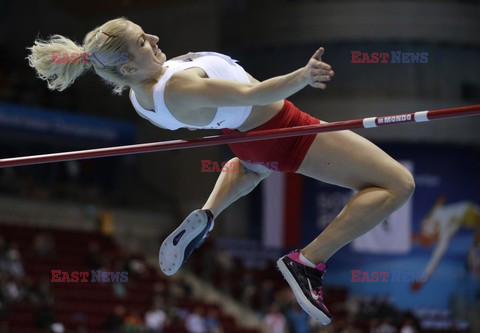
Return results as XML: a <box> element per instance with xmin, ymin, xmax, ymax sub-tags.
<box><xmin>91</xmin><ymin>51</ymin><xmax>107</xmax><ymax>69</ymax></box>
<box><xmin>92</xmin><ymin>30</ymin><xmax>119</xmax><ymax>68</ymax></box>
<box><xmin>95</xmin><ymin>29</ymin><xmax>117</xmax><ymax>41</ymax></box>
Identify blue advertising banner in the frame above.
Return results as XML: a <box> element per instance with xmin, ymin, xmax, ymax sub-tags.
<box><xmin>0</xmin><ymin>102</ymin><xmax>136</xmax><ymax>146</ymax></box>
<box><xmin>299</xmin><ymin>143</ymin><xmax>480</xmax><ymax>310</ymax></box>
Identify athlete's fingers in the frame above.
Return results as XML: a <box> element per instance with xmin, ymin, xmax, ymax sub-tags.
<box><xmin>313</xmin><ymin>68</ymin><xmax>334</xmax><ymax>75</ymax></box>
<box><xmin>313</xmin><ymin>75</ymin><xmax>331</xmax><ymax>81</ymax></box>
<box><xmin>310</xmin><ymin>61</ymin><xmax>331</xmax><ymax>70</ymax></box>
<box><xmin>313</xmin><ymin>47</ymin><xmax>324</xmax><ymax>61</ymax></box>
<box><xmin>312</xmin><ymin>81</ymin><xmax>327</xmax><ymax>89</ymax></box>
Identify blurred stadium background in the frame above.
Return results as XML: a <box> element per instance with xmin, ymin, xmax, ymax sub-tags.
<box><xmin>0</xmin><ymin>0</ymin><xmax>479</xmax><ymax>332</ymax></box>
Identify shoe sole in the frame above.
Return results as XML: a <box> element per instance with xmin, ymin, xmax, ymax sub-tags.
<box><xmin>159</xmin><ymin>210</ymin><xmax>211</xmax><ymax>276</ymax></box>
<box><xmin>277</xmin><ymin>258</ymin><xmax>332</xmax><ymax>325</ymax></box>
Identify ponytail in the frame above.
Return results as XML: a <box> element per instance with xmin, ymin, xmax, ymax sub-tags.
<box><xmin>26</xmin><ymin>34</ymin><xmax>91</xmax><ymax>92</ymax></box>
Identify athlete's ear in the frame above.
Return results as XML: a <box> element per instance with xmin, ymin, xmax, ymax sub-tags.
<box><xmin>120</xmin><ymin>64</ymin><xmax>137</xmax><ymax>75</ymax></box>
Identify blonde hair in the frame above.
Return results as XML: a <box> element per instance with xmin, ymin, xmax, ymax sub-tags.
<box><xmin>27</xmin><ymin>17</ymin><xmax>133</xmax><ymax>95</ymax></box>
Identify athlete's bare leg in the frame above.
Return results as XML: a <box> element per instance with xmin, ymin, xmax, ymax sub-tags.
<box><xmin>202</xmin><ymin>157</ymin><xmax>272</xmax><ymax>217</ymax></box>
<box><xmin>159</xmin><ymin>157</ymin><xmax>271</xmax><ymax>275</ymax></box>
<box><xmin>296</xmin><ymin>129</ymin><xmax>415</xmax><ymax>264</ymax></box>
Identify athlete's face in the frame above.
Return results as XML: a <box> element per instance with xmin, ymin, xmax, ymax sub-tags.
<box><xmin>120</xmin><ymin>22</ymin><xmax>166</xmax><ymax>81</ymax></box>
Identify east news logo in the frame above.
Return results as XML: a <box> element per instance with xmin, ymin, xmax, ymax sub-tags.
<box><xmin>51</xmin><ymin>270</ymin><xmax>128</xmax><ymax>282</ymax></box>
<box><xmin>351</xmin><ymin>51</ymin><xmax>428</xmax><ymax>64</ymax></box>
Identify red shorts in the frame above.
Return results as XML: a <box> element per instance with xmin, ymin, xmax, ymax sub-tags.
<box><xmin>221</xmin><ymin>99</ymin><xmax>320</xmax><ymax>172</ymax></box>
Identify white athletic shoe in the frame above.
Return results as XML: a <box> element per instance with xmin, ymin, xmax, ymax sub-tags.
<box><xmin>159</xmin><ymin>209</ymin><xmax>214</xmax><ymax>276</ymax></box>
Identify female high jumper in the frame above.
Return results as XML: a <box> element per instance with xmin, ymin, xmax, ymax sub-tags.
<box><xmin>27</xmin><ymin>17</ymin><xmax>415</xmax><ymax>325</ymax></box>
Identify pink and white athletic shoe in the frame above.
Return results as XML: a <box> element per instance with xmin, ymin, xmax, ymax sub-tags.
<box><xmin>277</xmin><ymin>249</ymin><xmax>332</xmax><ymax>325</ymax></box>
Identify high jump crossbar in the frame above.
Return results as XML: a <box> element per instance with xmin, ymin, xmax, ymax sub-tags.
<box><xmin>1</xmin><ymin>105</ymin><xmax>479</xmax><ymax>168</ymax></box>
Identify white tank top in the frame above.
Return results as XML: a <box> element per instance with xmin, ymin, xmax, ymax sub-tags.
<box><xmin>129</xmin><ymin>52</ymin><xmax>253</xmax><ymax>130</ymax></box>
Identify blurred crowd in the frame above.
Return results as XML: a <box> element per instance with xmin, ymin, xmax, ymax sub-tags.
<box><xmin>0</xmin><ymin>234</ymin><xmax>56</xmax><ymax>305</ymax></box>
<box><xmin>82</xmin><ymin>238</ymin><xmax>224</xmax><ymax>333</ymax></box>
<box><xmin>101</xmin><ymin>300</ymin><xmax>224</xmax><ymax>333</ymax></box>
<box><xmin>0</xmin><ymin>234</ymin><xmax>58</xmax><ymax>330</ymax></box>
<box><xmin>0</xmin><ymin>228</ymin><xmax>228</xmax><ymax>333</ymax></box>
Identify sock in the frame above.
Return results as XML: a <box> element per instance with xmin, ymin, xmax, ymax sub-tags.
<box><xmin>299</xmin><ymin>252</ymin><xmax>316</xmax><ymax>268</ymax></box>
<box><xmin>203</xmin><ymin>209</ymin><xmax>215</xmax><ymax>231</ymax></box>
<box><xmin>204</xmin><ymin>209</ymin><xmax>214</xmax><ymax>221</ymax></box>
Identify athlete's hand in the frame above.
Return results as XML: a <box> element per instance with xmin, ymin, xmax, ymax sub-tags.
<box><xmin>303</xmin><ymin>47</ymin><xmax>334</xmax><ymax>89</ymax></box>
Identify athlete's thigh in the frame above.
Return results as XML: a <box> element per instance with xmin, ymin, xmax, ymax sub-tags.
<box><xmin>296</xmin><ymin>129</ymin><xmax>408</xmax><ymax>191</ymax></box>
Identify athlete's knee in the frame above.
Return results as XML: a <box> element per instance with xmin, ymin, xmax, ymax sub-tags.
<box><xmin>235</xmin><ymin>167</ymin><xmax>270</xmax><ymax>198</ymax></box>
<box><xmin>240</xmin><ymin>158</ymin><xmax>273</xmax><ymax>180</ymax></box>
<box><xmin>249</xmin><ymin>169</ymin><xmax>271</xmax><ymax>188</ymax></box>
<box><xmin>391</xmin><ymin>165</ymin><xmax>415</xmax><ymax>203</ymax></box>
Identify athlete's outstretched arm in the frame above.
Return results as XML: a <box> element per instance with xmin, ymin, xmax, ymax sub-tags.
<box><xmin>166</xmin><ymin>48</ymin><xmax>335</xmax><ymax>109</ymax></box>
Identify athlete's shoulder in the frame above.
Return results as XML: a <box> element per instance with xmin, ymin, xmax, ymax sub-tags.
<box><xmin>167</xmin><ymin>68</ymin><xmax>203</xmax><ymax>92</ymax></box>
<box><xmin>164</xmin><ymin>69</ymin><xmax>204</xmax><ymax>110</ymax></box>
